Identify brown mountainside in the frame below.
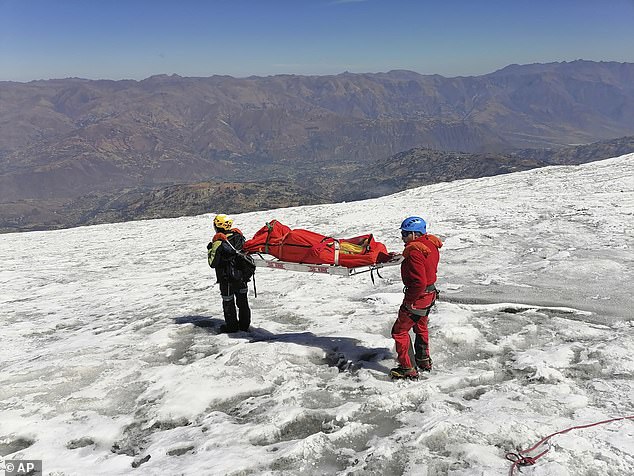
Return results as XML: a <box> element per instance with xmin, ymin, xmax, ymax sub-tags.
<box><xmin>1</xmin><ymin>61</ymin><xmax>634</xmax><ymax>231</ymax></box>
<box><xmin>3</xmin><ymin>135</ymin><xmax>632</xmax><ymax>233</ymax></box>
<box><xmin>512</xmin><ymin>135</ymin><xmax>634</xmax><ymax>165</ymax></box>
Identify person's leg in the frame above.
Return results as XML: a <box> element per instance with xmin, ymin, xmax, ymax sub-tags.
<box><xmin>391</xmin><ymin>305</ymin><xmax>416</xmax><ymax>369</ymax></box>
<box><xmin>413</xmin><ymin>314</ymin><xmax>432</xmax><ymax>371</ymax></box>
<box><xmin>235</xmin><ymin>285</ymin><xmax>251</xmax><ymax>331</ymax></box>
<box><xmin>220</xmin><ymin>281</ymin><xmax>239</xmax><ymax>332</ymax></box>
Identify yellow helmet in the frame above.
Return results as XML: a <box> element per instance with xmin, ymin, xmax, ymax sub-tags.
<box><xmin>213</xmin><ymin>214</ymin><xmax>233</xmax><ymax>231</ymax></box>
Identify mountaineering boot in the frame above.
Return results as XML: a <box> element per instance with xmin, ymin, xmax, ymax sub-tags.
<box><xmin>415</xmin><ymin>357</ymin><xmax>433</xmax><ymax>372</ymax></box>
<box><xmin>390</xmin><ymin>366</ymin><xmax>419</xmax><ymax>380</ymax></box>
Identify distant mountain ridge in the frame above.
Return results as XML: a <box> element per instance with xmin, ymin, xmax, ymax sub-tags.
<box><xmin>1</xmin><ymin>61</ymin><xmax>634</xmax><ymax>231</ymax></box>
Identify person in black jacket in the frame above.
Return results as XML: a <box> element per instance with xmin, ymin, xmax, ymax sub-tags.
<box><xmin>207</xmin><ymin>214</ymin><xmax>252</xmax><ymax>332</ymax></box>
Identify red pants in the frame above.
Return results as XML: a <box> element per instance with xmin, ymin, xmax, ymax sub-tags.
<box><xmin>391</xmin><ymin>303</ymin><xmax>431</xmax><ymax>368</ymax></box>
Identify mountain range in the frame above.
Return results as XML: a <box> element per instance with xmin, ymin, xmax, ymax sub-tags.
<box><xmin>1</xmin><ymin>60</ymin><xmax>634</xmax><ymax>232</ymax></box>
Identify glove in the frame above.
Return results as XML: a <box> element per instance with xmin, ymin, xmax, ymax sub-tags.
<box><xmin>213</xmin><ymin>232</ymin><xmax>227</xmax><ymax>242</ymax></box>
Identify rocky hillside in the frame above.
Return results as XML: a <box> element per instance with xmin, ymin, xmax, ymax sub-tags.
<box><xmin>338</xmin><ymin>150</ymin><xmax>547</xmax><ymax>201</ymax></box>
<box><xmin>512</xmin><ymin>135</ymin><xmax>634</xmax><ymax>165</ymax></box>
<box><xmin>68</xmin><ymin>180</ymin><xmax>330</xmax><ymax>225</ymax></box>
<box><xmin>340</xmin><ymin>135</ymin><xmax>634</xmax><ymax>201</ymax></box>
<box><xmin>4</xmin><ymin>136</ymin><xmax>631</xmax><ymax>233</ymax></box>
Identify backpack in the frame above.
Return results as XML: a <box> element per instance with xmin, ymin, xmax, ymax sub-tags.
<box><xmin>227</xmin><ymin>251</ymin><xmax>256</xmax><ymax>284</ymax></box>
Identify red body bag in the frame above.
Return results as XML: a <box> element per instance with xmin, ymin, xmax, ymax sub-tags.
<box><xmin>243</xmin><ymin>220</ymin><xmax>392</xmax><ymax>268</ymax></box>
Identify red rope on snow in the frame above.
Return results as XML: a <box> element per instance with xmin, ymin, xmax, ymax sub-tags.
<box><xmin>506</xmin><ymin>415</ymin><xmax>634</xmax><ymax>475</ymax></box>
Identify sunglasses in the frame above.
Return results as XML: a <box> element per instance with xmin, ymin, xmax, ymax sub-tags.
<box><xmin>401</xmin><ymin>230</ymin><xmax>412</xmax><ymax>238</ymax></box>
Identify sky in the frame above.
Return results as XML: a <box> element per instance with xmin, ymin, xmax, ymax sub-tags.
<box><xmin>1</xmin><ymin>153</ymin><xmax>633</xmax><ymax>475</ymax></box>
<box><xmin>1</xmin><ymin>0</ymin><xmax>634</xmax><ymax>82</ymax></box>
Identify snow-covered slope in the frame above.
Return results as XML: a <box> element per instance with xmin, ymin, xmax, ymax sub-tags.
<box><xmin>1</xmin><ymin>154</ymin><xmax>633</xmax><ymax>475</ymax></box>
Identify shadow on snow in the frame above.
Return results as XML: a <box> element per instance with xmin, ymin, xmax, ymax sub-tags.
<box><xmin>173</xmin><ymin>315</ymin><xmax>392</xmax><ymax>373</ymax></box>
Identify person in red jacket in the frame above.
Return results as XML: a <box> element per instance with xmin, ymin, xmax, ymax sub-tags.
<box><xmin>390</xmin><ymin>216</ymin><xmax>443</xmax><ymax>379</ymax></box>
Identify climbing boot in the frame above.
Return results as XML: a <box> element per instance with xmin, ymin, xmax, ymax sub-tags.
<box><xmin>390</xmin><ymin>366</ymin><xmax>419</xmax><ymax>380</ymax></box>
<box><xmin>415</xmin><ymin>357</ymin><xmax>433</xmax><ymax>372</ymax></box>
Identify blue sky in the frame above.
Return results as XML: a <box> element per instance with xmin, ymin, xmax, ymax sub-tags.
<box><xmin>1</xmin><ymin>0</ymin><xmax>633</xmax><ymax>82</ymax></box>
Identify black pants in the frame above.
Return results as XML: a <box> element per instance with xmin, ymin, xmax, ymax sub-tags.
<box><xmin>220</xmin><ymin>281</ymin><xmax>251</xmax><ymax>332</ymax></box>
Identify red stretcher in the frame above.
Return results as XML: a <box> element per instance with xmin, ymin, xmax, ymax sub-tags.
<box><xmin>250</xmin><ymin>253</ymin><xmax>403</xmax><ymax>277</ymax></box>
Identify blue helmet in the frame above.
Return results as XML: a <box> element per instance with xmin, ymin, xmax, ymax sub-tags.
<box><xmin>400</xmin><ymin>216</ymin><xmax>427</xmax><ymax>234</ymax></box>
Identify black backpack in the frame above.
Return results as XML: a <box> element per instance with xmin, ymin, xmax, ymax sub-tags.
<box><xmin>229</xmin><ymin>252</ymin><xmax>256</xmax><ymax>283</ymax></box>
